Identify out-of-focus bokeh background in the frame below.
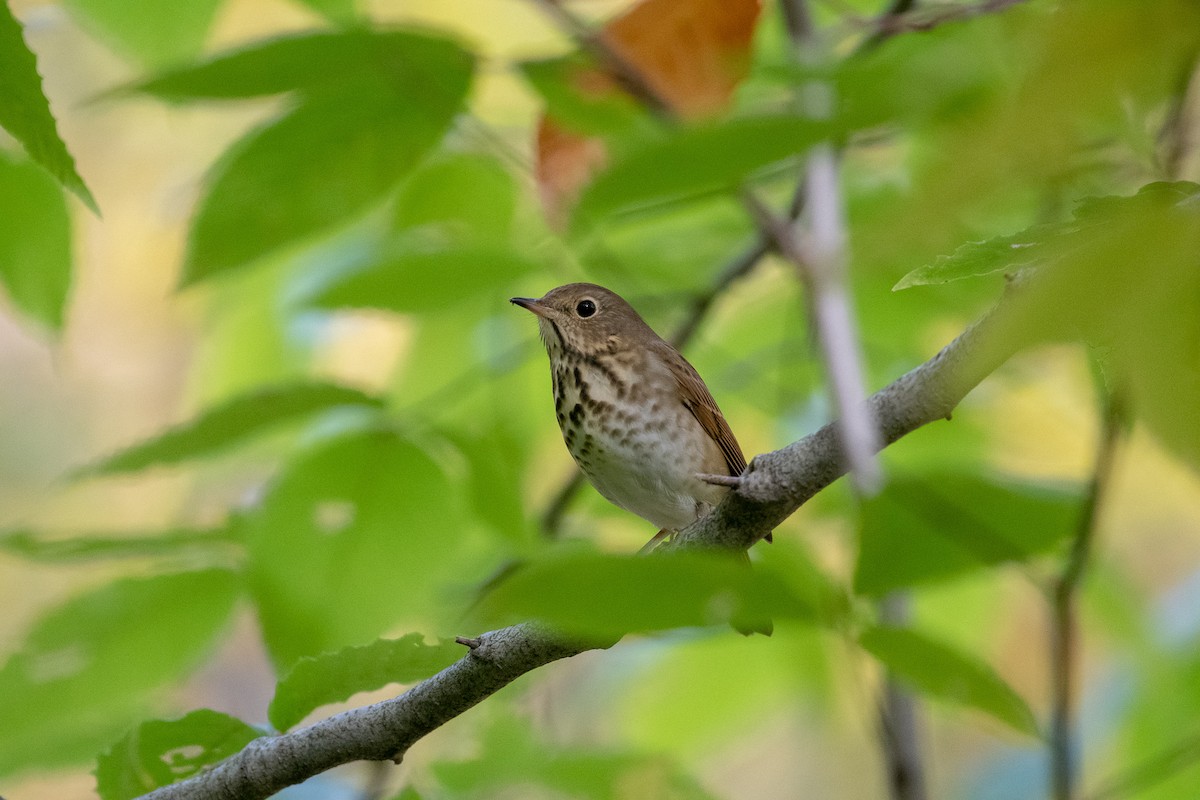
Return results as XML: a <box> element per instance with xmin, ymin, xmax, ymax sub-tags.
<box><xmin>3</xmin><ymin>0</ymin><xmax>1200</xmax><ymax>798</ymax></box>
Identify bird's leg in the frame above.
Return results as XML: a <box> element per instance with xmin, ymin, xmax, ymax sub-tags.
<box><xmin>638</xmin><ymin>528</ymin><xmax>674</xmax><ymax>554</ymax></box>
<box><xmin>697</xmin><ymin>472</ymin><xmax>742</xmax><ymax>488</ymax></box>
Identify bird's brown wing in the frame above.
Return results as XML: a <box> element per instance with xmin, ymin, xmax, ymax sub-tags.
<box><xmin>662</xmin><ymin>346</ymin><xmax>747</xmax><ymax>477</ymax></box>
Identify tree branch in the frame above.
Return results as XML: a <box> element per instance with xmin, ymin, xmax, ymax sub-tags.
<box><xmin>138</xmin><ymin>277</ymin><xmax>1036</xmax><ymax>800</ymax></box>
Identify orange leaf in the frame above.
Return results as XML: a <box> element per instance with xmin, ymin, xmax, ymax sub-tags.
<box><xmin>535</xmin><ymin>0</ymin><xmax>762</xmax><ymax>223</ymax></box>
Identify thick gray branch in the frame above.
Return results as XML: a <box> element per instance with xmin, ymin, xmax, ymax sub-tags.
<box><xmin>140</xmin><ymin>291</ymin><xmax>1029</xmax><ymax>800</ymax></box>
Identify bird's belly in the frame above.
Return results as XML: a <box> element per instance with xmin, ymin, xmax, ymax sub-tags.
<box><xmin>564</xmin><ymin>403</ymin><xmax>728</xmax><ymax>531</ymax></box>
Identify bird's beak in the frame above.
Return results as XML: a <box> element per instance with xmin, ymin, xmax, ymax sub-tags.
<box><xmin>510</xmin><ymin>296</ymin><xmax>551</xmax><ymax>318</ymax></box>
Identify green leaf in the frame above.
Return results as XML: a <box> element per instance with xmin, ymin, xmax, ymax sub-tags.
<box><xmin>0</xmin><ymin>151</ymin><xmax>73</xmax><ymax>328</ymax></box>
<box><xmin>473</xmin><ymin>549</ymin><xmax>812</xmax><ymax>639</ymax></box>
<box><xmin>269</xmin><ymin>634</ymin><xmax>462</xmax><ymax>731</ymax></box>
<box><xmin>0</xmin><ymin>4</ymin><xmax>95</xmax><ymax>208</ymax></box>
<box><xmin>62</xmin><ymin>0</ymin><xmax>222</xmax><ymax>68</ymax></box>
<box><xmin>303</xmin><ymin>226</ymin><xmax>542</xmax><ymax>314</ymax></box>
<box><xmin>892</xmin><ymin>223</ymin><xmax>1058</xmax><ymax>290</ymax></box>
<box><xmin>129</xmin><ymin>29</ymin><xmax>469</xmax><ymax>104</ymax></box>
<box><xmin>519</xmin><ymin>54</ymin><xmax>648</xmax><ymax>137</ymax></box>
<box><xmin>0</xmin><ymin>524</ymin><xmax>240</xmax><ymax>563</ymax></box>
<box><xmin>0</xmin><ymin>569</ymin><xmax>241</xmax><ymax>777</ymax></box>
<box><xmin>95</xmin><ymin>710</ymin><xmax>261</xmax><ymax>800</ymax></box>
<box><xmin>246</xmin><ymin>426</ymin><xmax>468</xmax><ymax>669</ymax></box>
<box><xmin>435</xmin><ymin>715</ymin><xmax>719</xmax><ymax>800</ymax></box>
<box><xmin>79</xmin><ymin>381</ymin><xmax>383</xmax><ymax>477</ymax></box>
<box><xmin>182</xmin><ymin>49</ymin><xmax>473</xmax><ymax>284</ymax></box>
<box><xmin>860</xmin><ymin>626</ymin><xmax>1038</xmax><ymax>736</ymax></box>
<box><xmin>572</xmin><ymin>115</ymin><xmax>827</xmax><ymax>230</ymax></box>
<box><xmin>393</xmin><ymin>152</ymin><xmax>517</xmax><ymax>238</ymax></box>
<box><xmin>854</xmin><ymin>470</ymin><xmax>1081</xmax><ymax>597</ymax></box>
<box><xmin>291</xmin><ymin>0</ymin><xmax>358</xmax><ymax>25</ymax></box>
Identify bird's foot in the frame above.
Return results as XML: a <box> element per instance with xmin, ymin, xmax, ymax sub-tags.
<box><xmin>697</xmin><ymin>472</ymin><xmax>742</xmax><ymax>488</ymax></box>
<box><xmin>638</xmin><ymin>528</ymin><xmax>674</xmax><ymax>554</ymax></box>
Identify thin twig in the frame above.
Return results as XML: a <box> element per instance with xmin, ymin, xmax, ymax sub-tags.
<box><xmin>1049</xmin><ymin>394</ymin><xmax>1125</xmax><ymax>800</ymax></box>
<box><xmin>782</xmin><ymin>0</ymin><xmax>884</xmax><ymax>496</ymax></box>
<box><xmin>870</xmin><ymin>0</ymin><xmax>1028</xmax><ymax>40</ymax></box>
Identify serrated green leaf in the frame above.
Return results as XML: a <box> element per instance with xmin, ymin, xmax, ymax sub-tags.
<box><xmin>0</xmin><ymin>569</ymin><xmax>240</xmax><ymax>777</ymax></box>
<box><xmin>892</xmin><ymin>224</ymin><xmax>1057</xmax><ymax>290</ymax></box>
<box><xmin>572</xmin><ymin>115</ymin><xmax>827</xmax><ymax>230</ymax></box>
<box><xmin>95</xmin><ymin>710</ymin><xmax>261</xmax><ymax>800</ymax></box>
<box><xmin>303</xmin><ymin>226</ymin><xmax>542</xmax><ymax>313</ymax></box>
<box><xmin>0</xmin><ymin>151</ymin><xmax>72</xmax><ymax>328</ymax></box>
<box><xmin>129</xmin><ymin>29</ymin><xmax>467</xmax><ymax>103</ymax></box>
<box><xmin>860</xmin><ymin>626</ymin><xmax>1038</xmax><ymax>736</ymax></box>
<box><xmin>63</xmin><ymin>0</ymin><xmax>221</xmax><ymax>68</ymax></box>
<box><xmin>0</xmin><ymin>524</ymin><xmax>240</xmax><ymax>563</ymax></box>
<box><xmin>269</xmin><ymin>634</ymin><xmax>461</xmax><ymax>731</ymax></box>
<box><xmin>79</xmin><ymin>381</ymin><xmax>382</xmax><ymax>477</ymax></box>
<box><xmin>854</xmin><ymin>470</ymin><xmax>1081</xmax><ymax>597</ymax></box>
<box><xmin>246</xmin><ymin>427</ymin><xmax>469</xmax><ymax>669</ymax></box>
<box><xmin>0</xmin><ymin>3</ymin><xmax>95</xmax><ymax>209</ymax></box>
<box><xmin>473</xmin><ymin>549</ymin><xmax>811</xmax><ymax>639</ymax></box>
<box><xmin>182</xmin><ymin>45</ymin><xmax>472</xmax><ymax>284</ymax></box>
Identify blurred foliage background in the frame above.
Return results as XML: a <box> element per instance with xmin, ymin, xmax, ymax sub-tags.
<box><xmin>2</xmin><ymin>0</ymin><xmax>1200</xmax><ymax>798</ymax></box>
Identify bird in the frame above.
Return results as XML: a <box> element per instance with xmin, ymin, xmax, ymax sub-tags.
<box><xmin>511</xmin><ymin>283</ymin><xmax>755</xmax><ymax>551</ymax></box>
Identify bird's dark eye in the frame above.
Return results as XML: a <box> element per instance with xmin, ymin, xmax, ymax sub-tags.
<box><xmin>576</xmin><ymin>299</ymin><xmax>597</xmax><ymax>318</ymax></box>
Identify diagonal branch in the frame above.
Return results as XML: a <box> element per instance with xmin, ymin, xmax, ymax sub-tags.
<box><xmin>138</xmin><ymin>277</ymin><xmax>1037</xmax><ymax>800</ymax></box>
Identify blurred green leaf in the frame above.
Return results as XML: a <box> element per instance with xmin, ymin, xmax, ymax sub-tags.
<box><xmin>0</xmin><ymin>524</ymin><xmax>240</xmax><ymax>563</ymax></box>
<box><xmin>0</xmin><ymin>569</ymin><xmax>240</xmax><ymax>777</ymax></box>
<box><xmin>572</xmin><ymin>115</ymin><xmax>826</xmax><ymax>230</ymax></box>
<box><xmin>79</xmin><ymin>381</ymin><xmax>383</xmax><ymax>477</ymax></box>
<box><xmin>447</xmin><ymin>425</ymin><xmax>533</xmax><ymax>548</ymax></box>
<box><xmin>860</xmin><ymin>626</ymin><xmax>1038</xmax><ymax>736</ymax></box>
<box><xmin>62</xmin><ymin>0</ymin><xmax>221</xmax><ymax>68</ymax></box>
<box><xmin>303</xmin><ymin>226</ymin><xmax>542</xmax><ymax>314</ymax></box>
<box><xmin>393</xmin><ymin>152</ymin><xmax>517</xmax><ymax>238</ymax></box>
<box><xmin>435</xmin><ymin>715</ymin><xmax>718</xmax><ymax>800</ymax></box>
<box><xmin>0</xmin><ymin>151</ymin><xmax>73</xmax><ymax>328</ymax></box>
<box><xmin>94</xmin><ymin>709</ymin><xmax>261</xmax><ymax>800</ymax></box>
<box><xmin>246</xmin><ymin>426</ymin><xmax>468</xmax><ymax>669</ymax></box>
<box><xmin>854</xmin><ymin>470</ymin><xmax>1081</xmax><ymax>597</ymax></box>
<box><xmin>129</xmin><ymin>29</ymin><xmax>469</xmax><ymax>104</ymax></box>
<box><xmin>182</xmin><ymin>44</ymin><xmax>473</xmax><ymax>284</ymax></box>
<box><xmin>473</xmin><ymin>549</ymin><xmax>812</xmax><ymax>639</ymax></box>
<box><xmin>269</xmin><ymin>633</ymin><xmax>461</xmax><ymax>731</ymax></box>
<box><xmin>291</xmin><ymin>0</ymin><xmax>358</xmax><ymax>25</ymax></box>
<box><xmin>834</xmin><ymin>12</ymin><xmax>1011</xmax><ymax>131</ymax></box>
<box><xmin>520</xmin><ymin>54</ymin><xmax>648</xmax><ymax>137</ymax></box>
<box><xmin>0</xmin><ymin>5</ymin><xmax>95</xmax><ymax>209</ymax></box>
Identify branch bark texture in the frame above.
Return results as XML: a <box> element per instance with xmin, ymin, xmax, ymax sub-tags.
<box><xmin>139</xmin><ymin>286</ymin><xmax>1031</xmax><ymax>800</ymax></box>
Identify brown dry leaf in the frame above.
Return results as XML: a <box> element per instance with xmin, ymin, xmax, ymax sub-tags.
<box><xmin>535</xmin><ymin>0</ymin><xmax>762</xmax><ymax>224</ymax></box>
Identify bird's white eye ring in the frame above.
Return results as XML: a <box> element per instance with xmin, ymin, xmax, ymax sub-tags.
<box><xmin>576</xmin><ymin>299</ymin><xmax>597</xmax><ymax>318</ymax></box>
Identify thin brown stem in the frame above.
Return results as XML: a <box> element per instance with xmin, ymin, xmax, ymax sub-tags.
<box><xmin>1049</xmin><ymin>394</ymin><xmax>1124</xmax><ymax>800</ymax></box>
<box><xmin>877</xmin><ymin>592</ymin><xmax>928</xmax><ymax>800</ymax></box>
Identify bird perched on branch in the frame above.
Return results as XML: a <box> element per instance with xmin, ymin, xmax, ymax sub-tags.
<box><xmin>512</xmin><ymin>283</ymin><xmax>761</xmax><ymax>551</ymax></box>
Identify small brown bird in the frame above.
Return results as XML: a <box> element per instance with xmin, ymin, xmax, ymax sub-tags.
<box><xmin>512</xmin><ymin>283</ymin><xmax>750</xmax><ymax>550</ymax></box>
